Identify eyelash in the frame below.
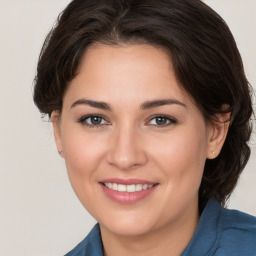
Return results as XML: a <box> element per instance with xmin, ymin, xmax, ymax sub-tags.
<box><xmin>78</xmin><ymin>115</ymin><xmax>109</xmax><ymax>128</ymax></box>
<box><xmin>77</xmin><ymin>114</ymin><xmax>177</xmax><ymax>128</ymax></box>
<box><xmin>146</xmin><ymin>115</ymin><xmax>177</xmax><ymax>127</ymax></box>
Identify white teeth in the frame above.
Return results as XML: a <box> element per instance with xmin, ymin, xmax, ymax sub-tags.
<box><xmin>142</xmin><ymin>184</ymin><xmax>148</xmax><ymax>190</ymax></box>
<box><xmin>117</xmin><ymin>184</ymin><xmax>127</xmax><ymax>192</ymax></box>
<box><xmin>104</xmin><ymin>183</ymin><xmax>155</xmax><ymax>192</ymax></box>
<box><xmin>127</xmin><ymin>184</ymin><xmax>136</xmax><ymax>192</ymax></box>
<box><xmin>112</xmin><ymin>183</ymin><xmax>118</xmax><ymax>190</ymax></box>
<box><xmin>136</xmin><ymin>184</ymin><xmax>143</xmax><ymax>191</ymax></box>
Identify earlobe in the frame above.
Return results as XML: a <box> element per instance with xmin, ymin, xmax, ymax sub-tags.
<box><xmin>51</xmin><ymin>110</ymin><xmax>64</xmax><ymax>158</ymax></box>
<box><xmin>207</xmin><ymin>111</ymin><xmax>230</xmax><ymax>159</ymax></box>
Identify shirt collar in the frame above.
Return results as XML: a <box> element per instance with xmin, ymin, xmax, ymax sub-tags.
<box><xmin>87</xmin><ymin>199</ymin><xmax>221</xmax><ymax>256</ymax></box>
<box><xmin>181</xmin><ymin>199</ymin><xmax>221</xmax><ymax>256</ymax></box>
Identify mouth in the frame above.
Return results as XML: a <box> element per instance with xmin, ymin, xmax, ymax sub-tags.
<box><xmin>99</xmin><ymin>179</ymin><xmax>159</xmax><ymax>204</ymax></box>
<box><xmin>102</xmin><ymin>182</ymin><xmax>155</xmax><ymax>192</ymax></box>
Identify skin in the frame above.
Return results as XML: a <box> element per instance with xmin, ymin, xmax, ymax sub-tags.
<box><xmin>52</xmin><ymin>44</ymin><xmax>229</xmax><ymax>256</ymax></box>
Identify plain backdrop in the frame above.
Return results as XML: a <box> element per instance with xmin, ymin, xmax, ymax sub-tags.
<box><xmin>0</xmin><ymin>1</ymin><xmax>255</xmax><ymax>255</ymax></box>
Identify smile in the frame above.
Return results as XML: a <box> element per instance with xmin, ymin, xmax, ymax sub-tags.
<box><xmin>100</xmin><ymin>180</ymin><xmax>158</xmax><ymax>204</ymax></box>
<box><xmin>103</xmin><ymin>183</ymin><xmax>154</xmax><ymax>192</ymax></box>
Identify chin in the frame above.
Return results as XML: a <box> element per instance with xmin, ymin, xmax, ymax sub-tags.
<box><xmin>98</xmin><ymin>212</ymin><xmax>160</xmax><ymax>237</ymax></box>
<box><xmin>104</xmin><ymin>223</ymin><xmax>152</xmax><ymax>237</ymax></box>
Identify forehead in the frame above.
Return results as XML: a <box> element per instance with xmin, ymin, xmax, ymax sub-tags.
<box><xmin>64</xmin><ymin>44</ymin><xmax>191</xmax><ymax>107</ymax></box>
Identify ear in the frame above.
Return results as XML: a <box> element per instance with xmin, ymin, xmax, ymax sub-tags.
<box><xmin>206</xmin><ymin>110</ymin><xmax>231</xmax><ymax>159</ymax></box>
<box><xmin>51</xmin><ymin>110</ymin><xmax>64</xmax><ymax>158</ymax></box>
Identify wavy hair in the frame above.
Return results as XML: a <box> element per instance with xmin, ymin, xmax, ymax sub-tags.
<box><xmin>33</xmin><ymin>0</ymin><xmax>254</xmax><ymax>211</ymax></box>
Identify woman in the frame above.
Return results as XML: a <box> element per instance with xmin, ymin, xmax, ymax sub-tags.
<box><xmin>33</xmin><ymin>0</ymin><xmax>256</xmax><ymax>255</ymax></box>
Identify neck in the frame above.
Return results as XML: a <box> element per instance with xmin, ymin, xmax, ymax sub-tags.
<box><xmin>100</xmin><ymin>201</ymin><xmax>199</xmax><ymax>256</ymax></box>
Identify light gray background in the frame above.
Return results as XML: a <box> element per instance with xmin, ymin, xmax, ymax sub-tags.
<box><xmin>0</xmin><ymin>1</ymin><xmax>255</xmax><ymax>255</ymax></box>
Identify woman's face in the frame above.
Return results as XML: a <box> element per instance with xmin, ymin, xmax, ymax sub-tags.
<box><xmin>53</xmin><ymin>44</ymin><xmax>221</xmax><ymax>236</ymax></box>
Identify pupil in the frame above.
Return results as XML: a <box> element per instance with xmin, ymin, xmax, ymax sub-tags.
<box><xmin>156</xmin><ymin>117</ymin><xmax>166</xmax><ymax>125</ymax></box>
<box><xmin>91</xmin><ymin>116</ymin><xmax>102</xmax><ymax>125</ymax></box>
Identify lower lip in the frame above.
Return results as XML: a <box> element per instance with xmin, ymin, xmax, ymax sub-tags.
<box><xmin>100</xmin><ymin>184</ymin><xmax>158</xmax><ymax>204</ymax></box>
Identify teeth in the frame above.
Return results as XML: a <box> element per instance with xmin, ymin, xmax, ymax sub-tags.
<box><xmin>112</xmin><ymin>183</ymin><xmax>118</xmax><ymax>191</ymax></box>
<box><xmin>104</xmin><ymin>183</ymin><xmax>154</xmax><ymax>192</ymax></box>
<box><xmin>135</xmin><ymin>184</ymin><xmax>142</xmax><ymax>192</ymax></box>
<box><xmin>127</xmin><ymin>184</ymin><xmax>136</xmax><ymax>192</ymax></box>
<box><xmin>117</xmin><ymin>184</ymin><xmax>126</xmax><ymax>192</ymax></box>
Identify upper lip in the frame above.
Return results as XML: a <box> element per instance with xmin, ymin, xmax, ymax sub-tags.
<box><xmin>99</xmin><ymin>178</ymin><xmax>157</xmax><ymax>185</ymax></box>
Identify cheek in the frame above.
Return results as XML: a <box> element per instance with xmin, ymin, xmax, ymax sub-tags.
<box><xmin>149</xmin><ymin>125</ymin><xmax>208</xmax><ymax>192</ymax></box>
<box><xmin>61</xmin><ymin>127</ymin><xmax>106</xmax><ymax>181</ymax></box>
<box><xmin>61</xmin><ymin>131</ymin><xmax>108</xmax><ymax>215</ymax></box>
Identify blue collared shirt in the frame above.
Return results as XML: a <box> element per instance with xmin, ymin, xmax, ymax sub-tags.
<box><xmin>65</xmin><ymin>199</ymin><xmax>256</xmax><ymax>256</ymax></box>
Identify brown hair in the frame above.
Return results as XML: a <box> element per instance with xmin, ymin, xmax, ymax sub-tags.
<box><xmin>33</xmin><ymin>0</ymin><xmax>253</xmax><ymax>210</ymax></box>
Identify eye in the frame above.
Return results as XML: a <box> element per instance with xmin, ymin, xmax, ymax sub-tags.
<box><xmin>147</xmin><ymin>115</ymin><xmax>177</xmax><ymax>127</ymax></box>
<box><xmin>78</xmin><ymin>115</ymin><xmax>109</xmax><ymax>127</ymax></box>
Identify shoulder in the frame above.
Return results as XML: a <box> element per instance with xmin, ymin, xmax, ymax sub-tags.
<box><xmin>216</xmin><ymin>206</ymin><xmax>256</xmax><ymax>255</ymax></box>
<box><xmin>182</xmin><ymin>199</ymin><xmax>256</xmax><ymax>256</ymax></box>
<box><xmin>220</xmin><ymin>205</ymin><xmax>256</xmax><ymax>232</ymax></box>
<box><xmin>64</xmin><ymin>224</ymin><xmax>103</xmax><ymax>256</ymax></box>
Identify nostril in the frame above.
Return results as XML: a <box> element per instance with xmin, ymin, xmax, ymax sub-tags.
<box><xmin>106</xmin><ymin>146</ymin><xmax>148</xmax><ymax>170</ymax></box>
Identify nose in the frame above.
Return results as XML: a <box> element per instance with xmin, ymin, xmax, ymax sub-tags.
<box><xmin>107</xmin><ymin>124</ymin><xmax>148</xmax><ymax>170</ymax></box>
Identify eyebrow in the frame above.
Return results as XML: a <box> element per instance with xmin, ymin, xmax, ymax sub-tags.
<box><xmin>140</xmin><ymin>99</ymin><xmax>187</xmax><ymax>110</ymax></box>
<box><xmin>70</xmin><ymin>98</ymin><xmax>186</xmax><ymax>110</ymax></box>
<box><xmin>71</xmin><ymin>99</ymin><xmax>112</xmax><ymax>110</ymax></box>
